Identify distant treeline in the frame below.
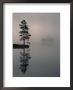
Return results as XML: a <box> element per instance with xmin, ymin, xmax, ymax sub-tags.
<box><xmin>13</xmin><ymin>44</ymin><xmax>29</xmax><ymax>49</ymax></box>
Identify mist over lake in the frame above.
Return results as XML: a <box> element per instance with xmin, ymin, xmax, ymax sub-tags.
<box><xmin>13</xmin><ymin>13</ymin><xmax>60</xmax><ymax>77</ymax></box>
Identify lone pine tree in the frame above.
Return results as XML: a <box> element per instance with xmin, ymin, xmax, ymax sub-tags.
<box><xmin>19</xmin><ymin>19</ymin><xmax>31</xmax><ymax>46</ymax></box>
<box><xmin>13</xmin><ymin>19</ymin><xmax>31</xmax><ymax>48</ymax></box>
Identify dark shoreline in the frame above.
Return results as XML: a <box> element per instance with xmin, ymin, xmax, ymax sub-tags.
<box><xmin>13</xmin><ymin>44</ymin><xmax>29</xmax><ymax>49</ymax></box>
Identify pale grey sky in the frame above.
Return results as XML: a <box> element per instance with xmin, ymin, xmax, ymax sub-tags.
<box><xmin>13</xmin><ymin>13</ymin><xmax>60</xmax><ymax>45</ymax></box>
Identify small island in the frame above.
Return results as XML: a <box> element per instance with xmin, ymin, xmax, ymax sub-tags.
<box><xmin>13</xmin><ymin>44</ymin><xmax>29</xmax><ymax>49</ymax></box>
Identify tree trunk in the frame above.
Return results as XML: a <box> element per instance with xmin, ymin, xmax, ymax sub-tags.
<box><xmin>23</xmin><ymin>39</ymin><xmax>25</xmax><ymax>45</ymax></box>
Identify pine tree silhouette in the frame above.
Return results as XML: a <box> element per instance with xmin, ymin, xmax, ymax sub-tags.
<box><xmin>19</xmin><ymin>19</ymin><xmax>31</xmax><ymax>74</ymax></box>
<box><xmin>19</xmin><ymin>20</ymin><xmax>31</xmax><ymax>45</ymax></box>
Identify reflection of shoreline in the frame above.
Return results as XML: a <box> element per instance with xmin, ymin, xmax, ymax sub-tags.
<box><xmin>13</xmin><ymin>44</ymin><xmax>29</xmax><ymax>49</ymax></box>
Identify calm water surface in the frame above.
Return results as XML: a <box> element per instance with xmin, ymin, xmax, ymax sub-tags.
<box><xmin>13</xmin><ymin>43</ymin><xmax>60</xmax><ymax>77</ymax></box>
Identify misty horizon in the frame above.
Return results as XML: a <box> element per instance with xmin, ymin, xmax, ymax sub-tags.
<box><xmin>13</xmin><ymin>13</ymin><xmax>60</xmax><ymax>77</ymax></box>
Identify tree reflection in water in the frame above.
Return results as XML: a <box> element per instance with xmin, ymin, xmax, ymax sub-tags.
<box><xmin>19</xmin><ymin>48</ymin><xmax>31</xmax><ymax>74</ymax></box>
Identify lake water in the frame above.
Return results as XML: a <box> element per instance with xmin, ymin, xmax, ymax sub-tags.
<box><xmin>13</xmin><ymin>42</ymin><xmax>60</xmax><ymax>77</ymax></box>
